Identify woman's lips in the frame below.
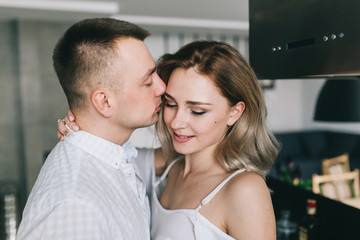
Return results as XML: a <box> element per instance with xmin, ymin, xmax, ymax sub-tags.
<box><xmin>173</xmin><ymin>132</ymin><xmax>194</xmax><ymax>143</ymax></box>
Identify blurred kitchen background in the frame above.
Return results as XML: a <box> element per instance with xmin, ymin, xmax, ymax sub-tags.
<box><xmin>0</xmin><ymin>0</ymin><xmax>359</xmax><ymax>238</ymax></box>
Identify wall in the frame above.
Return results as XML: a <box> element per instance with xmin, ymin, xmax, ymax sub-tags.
<box><xmin>264</xmin><ymin>80</ymin><xmax>304</xmax><ymax>131</ymax></box>
<box><xmin>0</xmin><ymin>21</ymin><xmax>23</xmax><ymax>188</ymax></box>
<box><xmin>302</xmin><ymin>79</ymin><xmax>360</xmax><ymax>133</ymax></box>
<box><xmin>0</xmin><ymin>20</ymin><xmax>71</xmax><ymax>207</ymax></box>
<box><xmin>265</xmin><ymin>79</ymin><xmax>360</xmax><ymax>134</ymax></box>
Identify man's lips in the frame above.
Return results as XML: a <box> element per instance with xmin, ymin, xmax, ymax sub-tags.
<box><xmin>156</xmin><ymin>102</ymin><xmax>162</xmax><ymax>112</ymax></box>
<box><xmin>173</xmin><ymin>132</ymin><xmax>194</xmax><ymax>143</ymax></box>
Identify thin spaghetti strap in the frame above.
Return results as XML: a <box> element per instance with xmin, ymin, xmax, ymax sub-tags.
<box><xmin>195</xmin><ymin>168</ymin><xmax>246</xmax><ymax>211</ymax></box>
<box><xmin>155</xmin><ymin>157</ymin><xmax>182</xmax><ymax>186</ymax></box>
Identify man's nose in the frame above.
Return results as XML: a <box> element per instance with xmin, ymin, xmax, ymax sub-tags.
<box><xmin>154</xmin><ymin>73</ymin><xmax>166</xmax><ymax>96</ymax></box>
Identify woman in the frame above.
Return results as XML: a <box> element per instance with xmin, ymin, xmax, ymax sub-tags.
<box><xmin>59</xmin><ymin>41</ymin><xmax>280</xmax><ymax>239</ymax></box>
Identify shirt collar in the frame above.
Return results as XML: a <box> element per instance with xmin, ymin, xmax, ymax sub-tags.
<box><xmin>64</xmin><ymin>130</ymin><xmax>138</xmax><ymax>169</ymax></box>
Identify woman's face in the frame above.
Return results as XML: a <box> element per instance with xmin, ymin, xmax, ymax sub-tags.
<box><xmin>163</xmin><ymin>67</ymin><xmax>241</xmax><ymax>156</ymax></box>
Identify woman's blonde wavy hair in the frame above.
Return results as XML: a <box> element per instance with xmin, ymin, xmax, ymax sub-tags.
<box><xmin>156</xmin><ymin>41</ymin><xmax>280</xmax><ymax>178</ymax></box>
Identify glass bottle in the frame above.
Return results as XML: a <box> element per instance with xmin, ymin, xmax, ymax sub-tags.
<box><xmin>298</xmin><ymin>199</ymin><xmax>319</xmax><ymax>240</ymax></box>
<box><xmin>276</xmin><ymin>209</ymin><xmax>297</xmax><ymax>240</ymax></box>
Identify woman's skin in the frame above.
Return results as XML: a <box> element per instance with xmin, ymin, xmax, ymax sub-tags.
<box><xmin>58</xmin><ymin>67</ymin><xmax>276</xmax><ymax>239</ymax></box>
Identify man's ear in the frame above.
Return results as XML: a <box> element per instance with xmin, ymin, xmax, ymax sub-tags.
<box><xmin>227</xmin><ymin>101</ymin><xmax>245</xmax><ymax>126</ymax></box>
<box><xmin>91</xmin><ymin>89</ymin><xmax>113</xmax><ymax>118</ymax></box>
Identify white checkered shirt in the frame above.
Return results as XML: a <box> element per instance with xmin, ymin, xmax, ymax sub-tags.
<box><xmin>17</xmin><ymin>130</ymin><xmax>150</xmax><ymax>240</ymax></box>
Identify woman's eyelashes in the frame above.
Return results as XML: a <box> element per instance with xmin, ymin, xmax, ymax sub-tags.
<box><xmin>191</xmin><ymin>110</ymin><xmax>206</xmax><ymax>115</ymax></box>
<box><xmin>165</xmin><ymin>102</ymin><xmax>176</xmax><ymax>108</ymax></box>
<box><xmin>164</xmin><ymin>101</ymin><xmax>207</xmax><ymax>116</ymax></box>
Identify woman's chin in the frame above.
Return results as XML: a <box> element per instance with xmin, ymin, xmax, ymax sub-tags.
<box><xmin>172</xmin><ymin>145</ymin><xmax>190</xmax><ymax>155</ymax></box>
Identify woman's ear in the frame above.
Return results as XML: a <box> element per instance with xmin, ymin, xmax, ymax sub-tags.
<box><xmin>227</xmin><ymin>101</ymin><xmax>245</xmax><ymax>126</ymax></box>
<box><xmin>91</xmin><ymin>89</ymin><xmax>113</xmax><ymax>118</ymax></box>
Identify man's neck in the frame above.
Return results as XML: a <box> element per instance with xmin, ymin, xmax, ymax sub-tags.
<box><xmin>76</xmin><ymin>116</ymin><xmax>133</xmax><ymax>146</ymax></box>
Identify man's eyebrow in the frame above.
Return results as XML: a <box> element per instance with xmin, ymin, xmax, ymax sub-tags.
<box><xmin>164</xmin><ymin>93</ymin><xmax>212</xmax><ymax>106</ymax></box>
<box><xmin>142</xmin><ymin>66</ymin><xmax>157</xmax><ymax>81</ymax></box>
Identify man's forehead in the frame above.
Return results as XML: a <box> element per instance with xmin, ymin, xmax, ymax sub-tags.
<box><xmin>110</xmin><ymin>40</ymin><xmax>155</xmax><ymax>81</ymax></box>
<box><xmin>115</xmin><ymin>38</ymin><xmax>154</xmax><ymax>63</ymax></box>
<box><xmin>114</xmin><ymin>37</ymin><xmax>147</xmax><ymax>53</ymax></box>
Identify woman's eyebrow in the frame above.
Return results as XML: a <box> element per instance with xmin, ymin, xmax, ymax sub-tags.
<box><xmin>164</xmin><ymin>93</ymin><xmax>175</xmax><ymax>100</ymax></box>
<box><xmin>186</xmin><ymin>101</ymin><xmax>212</xmax><ymax>106</ymax></box>
<box><xmin>165</xmin><ymin>93</ymin><xmax>211</xmax><ymax>105</ymax></box>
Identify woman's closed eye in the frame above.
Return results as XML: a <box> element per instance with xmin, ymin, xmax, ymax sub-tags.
<box><xmin>164</xmin><ymin>97</ymin><xmax>207</xmax><ymax>115</ymax></box>
<box><xmin>191</xmin><ymin>110</ymin><xmax>206</xmax><ymax>116</ymax></box>
<box><xmin>165</xmin><ymin>102</ymin><xmax>206</xmax><ymax>115</ymax></box>
<box><xmin>165</xmin><ymin>102</ymin><xmax>177</xmax><ymax>108</ymax></box>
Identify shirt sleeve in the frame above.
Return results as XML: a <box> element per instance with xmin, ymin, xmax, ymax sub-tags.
<box><xmin>17</xmin><ymin>200</ymin><xmax>109</xmax><ymax>240</ymax></box>
<box><xmin>134</xmin><ymin>148</ymin><xmax>155</xmax><ymax>197</ymax></box>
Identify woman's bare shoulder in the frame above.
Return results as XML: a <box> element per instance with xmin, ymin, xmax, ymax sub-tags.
<box><xmin>224</xmin><ymin>171</ymin><xmax>270</xmax><ymax>202</ymax></box>
<box><xmin>222</xmin><ymin>171</ymin><xmax>275</xmax><ymax>239</ymax></box>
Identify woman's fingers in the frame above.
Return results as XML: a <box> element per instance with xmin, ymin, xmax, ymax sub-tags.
<box><xmin>64</xmin><ymin>115</ymin><xmax>71</xmax><ymax>125</ymax></box>
<box><xmin>57</xmin><ymin>108</ymin><xmax>79</xmax><ymax>142</ymax></box>
<box><xmin>57</xmin><ymin>119</ymin><xmax>67</xmax><ymax>141</ymax></box>
<box><xmin>68</xmin><ymin>122</ymin><xmax>79</xmax><ymax>131</ymax></box>
<box><xmin>67</xmin><ymin>109</ymin><xmax>75</xmax><ymax>122</ymax></box>
<box><xmin>57</xmin><ymin>130</ymin><xmax>64</xmax><ymax>141</ymax></box>
<box><xmin>65</xmin><ymin>110</ymin><xmax>79</xmax><ymax>131</ymax></box>
<box><xmin>57</xmin><ymin>119</ymin><xmax>70</xmax><ymax>137</ymax></box>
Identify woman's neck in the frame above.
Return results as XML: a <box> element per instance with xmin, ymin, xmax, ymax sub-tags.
<box><xmin>182</xmin><ymin>145</ymin><xmax>225</xmax><ymax>178</ymax></box>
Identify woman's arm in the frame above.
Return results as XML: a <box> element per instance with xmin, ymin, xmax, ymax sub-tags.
<box><xmin>154</xmin><ymin>148</ymin><xmax>167</xmax><ymax>177</ymax></box>
<box><xmin>224</xmin><ymin>172</ymin><xmax>276</xmax><ymax>239</ymax></box>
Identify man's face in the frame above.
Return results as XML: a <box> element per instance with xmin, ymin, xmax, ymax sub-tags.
<box><xmin>111</xmin><ymin>38</ymin><xmax>166</xmax><ymax>130</ymax></box>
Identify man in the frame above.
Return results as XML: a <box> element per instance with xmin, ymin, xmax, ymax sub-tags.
<box><xmin>17</xmin><ymin>18</ymin><xmax>165</xmax><ymax>239</ymax></box>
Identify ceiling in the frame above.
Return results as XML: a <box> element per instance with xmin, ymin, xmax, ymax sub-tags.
<box><xmin>0</xmin><ymin>0</ymin><xmax>249</xmax><ymax>29</ymax></box>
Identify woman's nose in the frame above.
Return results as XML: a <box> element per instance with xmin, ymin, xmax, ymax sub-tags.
<box><xmin>170</xmin><ymin>109</ymin><xmax>187</xmax><ymax>130</ymax></box>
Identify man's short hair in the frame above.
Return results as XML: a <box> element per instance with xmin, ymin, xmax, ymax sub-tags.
<box><xmin>53</xmin><ymin>18</ymin><xmax>150</xmax><ymax>111</ymax></box>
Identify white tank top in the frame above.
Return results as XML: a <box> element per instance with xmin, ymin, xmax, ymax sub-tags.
<box><xmin>151</xmin><ymin>158</ymin><xmax>246</xmax><ymax>240</ymax></box>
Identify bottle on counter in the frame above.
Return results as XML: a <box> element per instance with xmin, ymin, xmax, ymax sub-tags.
<box><xmin>298</xmin><ymin>199</ymin><xmax>319</xmax><ymax>240</ymax></box>
<box><xmin>276</xmin><ymin>209</ymin><xmax>297</xmax><ymax>240</ymax></box>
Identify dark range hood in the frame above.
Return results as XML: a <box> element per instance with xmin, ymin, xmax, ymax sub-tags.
<box><xmin>249</xmin><ymin>0</ymin><xmax>360</xmax><ymax>80</ymax></box>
